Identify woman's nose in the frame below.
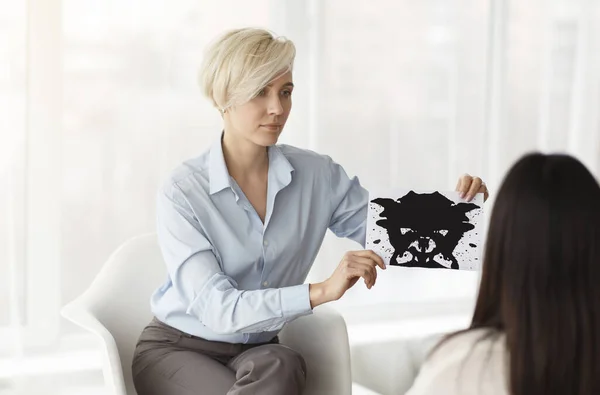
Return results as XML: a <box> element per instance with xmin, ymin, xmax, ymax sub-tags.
<box><xmin>268</xmin><ymin>97</ymin><xmax>283</xmax><ymax>115</ymax></box>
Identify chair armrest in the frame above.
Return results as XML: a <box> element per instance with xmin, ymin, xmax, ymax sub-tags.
<box><xmin>351</xmin><ymin>333</ymin><xmax>445</xmax><ymax>395</ymax></box>
<box><xmin>279</xmin><ymin>306</ymin><xmax>352</xmax><ymax>395</ymax></box>
<box><xmin>61</xmin><ymin>301</ymin><xmax>128</xmax><ymax>395</ymax></box>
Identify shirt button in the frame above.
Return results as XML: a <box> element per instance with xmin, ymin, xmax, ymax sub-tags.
<box><xmin>263</xmin><ymin>240</ymin><xmax>269</xmax><ymax>246</ymax></box>
<box><xmin>263</xmin><ymin>281</ymin><xmax>269</xmax><ymax>287</ymax></box>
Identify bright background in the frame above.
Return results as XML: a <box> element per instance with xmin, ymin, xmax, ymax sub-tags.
<box><xmin>1</xmin><ymin>0</ymin><xmax>599</xmax><ymax>393</ymax></box>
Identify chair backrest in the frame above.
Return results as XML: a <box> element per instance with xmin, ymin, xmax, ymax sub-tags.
<box><xmin>79</xmin><ymin>233</ymin><xmax>165</xmax><ymax>394</ymax></box>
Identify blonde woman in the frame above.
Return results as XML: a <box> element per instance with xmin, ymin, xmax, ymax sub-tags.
<box><xmin>132</xmin><ymin>28</ymin><xmax>489</xmax><ymax>395</ymax></box>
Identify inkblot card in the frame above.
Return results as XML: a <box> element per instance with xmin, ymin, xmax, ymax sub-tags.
<box><xmin>366</xmin><ymin>189</ymin><xmax>484</xmax><ymax>270</ymax></box>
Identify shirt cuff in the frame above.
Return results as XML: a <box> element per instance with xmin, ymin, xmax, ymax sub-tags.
<box><xmin>280</xmin><ymin>283</ymin><xmax>313</xmax><ymax>319</ymax></box>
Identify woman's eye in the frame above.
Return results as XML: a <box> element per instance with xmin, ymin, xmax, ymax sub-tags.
<box><xmin>281</xmin><ymin>90</ymin><xmax>292</xmax><ymax>98</ymax></box>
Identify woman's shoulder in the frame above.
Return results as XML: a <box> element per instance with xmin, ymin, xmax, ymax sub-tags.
<box><xmin>276</xmin><ymin>143</ymin><xmax>332</xmax><ymax>164</ymax></box>
<box><xmin>430</xmin><ymin>328</ymin><xmax>505</xmax><ymax>360</ymax></box>
<box><xmin>168</xmin><ymin>153</ymin><xmax>210</xmax><ymax>185</ymax></box>
<box><xmin>276</xmin><ymin>144</ymin><xmax>349</xmax><ymax>178</ymax></box>
<box><xmin>158</xmin><ymin>153</ymin><xmax>211</xmax><ymax>202</ymax></box>
<box><xmin>407</xmin><ymin>329</ymin><xmax>508</xmax><ymax>395</ymax></box>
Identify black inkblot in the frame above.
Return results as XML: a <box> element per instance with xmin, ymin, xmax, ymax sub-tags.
<box><xmin>373</xmin><ymin>239</ymin><xmax>381</xmax><ymax>244</ymax></box>
<box><xmin>469</xmin><ymin>243</ymin><xmax>477</xmax><ymax>248</ymax></box>
<box><xmin>371</xmin><ymin>191</ymin><xmax>480</xmax><ymax>270</ymax></box>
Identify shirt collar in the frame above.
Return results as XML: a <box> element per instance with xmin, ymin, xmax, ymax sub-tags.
<box><xmin>267</xmin><ymin>144</ymin><xmax>294</xmax><ymax>192</ymax></box>
<box><xmin>208</xmin><ymin>134</ymin><xmax>231</xmax><ymax>195</ymax></box>
<box><xmin>208</xmin><ymin>133</ymin><xmax>295</xmax><ymax>195</ymax></box>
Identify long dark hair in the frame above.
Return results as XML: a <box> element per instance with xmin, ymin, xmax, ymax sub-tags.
<box><xmin>445</xmin><ymin>153</ymin><xmax>600</xmax><ymax>394</ymax></box>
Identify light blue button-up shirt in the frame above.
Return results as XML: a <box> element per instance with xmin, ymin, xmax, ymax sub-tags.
<box><xmin>151</xmin><ymin>135</ymin><xmax>368</xmax><ymax>344</ymax></box>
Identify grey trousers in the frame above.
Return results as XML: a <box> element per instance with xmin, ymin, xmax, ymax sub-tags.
<box><xmin>132</xmin><ymin>318</ymin><xmax>307</xmax><ymax>395</ymax></box>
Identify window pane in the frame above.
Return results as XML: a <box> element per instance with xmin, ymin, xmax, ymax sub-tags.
<box><xmin>0</xmin><ymin>0</ymin><xmax>27</xmax><ymax>329</ymax></box>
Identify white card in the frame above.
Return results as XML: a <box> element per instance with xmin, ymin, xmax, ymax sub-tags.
<box><xmin>366</xmin><ymin>189</ymin><xmax>484</xmax><ymax>270</ymax></box>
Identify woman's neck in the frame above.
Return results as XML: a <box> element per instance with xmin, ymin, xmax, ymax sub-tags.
<box><xmin>221</xmin><ymin>131</ymin><xmax>269</xmax><ymax>181</ymax></box>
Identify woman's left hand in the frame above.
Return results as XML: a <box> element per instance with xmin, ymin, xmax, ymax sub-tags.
<box><xmin>456</xmin><ymin>174</ymin><xmax>489</xmax><ymax>202</ymax></box>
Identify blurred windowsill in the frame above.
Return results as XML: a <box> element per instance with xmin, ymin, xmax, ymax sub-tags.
<box><xmin>0</xmin><ymin>349</ymin><xmax>102</xmax><ymax>379</ymax></box>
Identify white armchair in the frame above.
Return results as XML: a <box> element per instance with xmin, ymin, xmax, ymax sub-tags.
<box><xmin>350</xmin><ymin>336</ymin><xmax>443</xmax><ymax>395</ymax></box>
<box><xmin>61</xmin><ymin>233</ymin><xmax>352</xmax><ymax>395</ymax></box>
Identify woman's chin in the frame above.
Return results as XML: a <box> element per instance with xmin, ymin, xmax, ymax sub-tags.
<box><xmin>257</xmin><ymin>131</ymin><xmax>281</xmax><ymax>146</ymax></box>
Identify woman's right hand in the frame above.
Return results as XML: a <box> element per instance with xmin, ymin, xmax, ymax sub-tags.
<box><xmin>309</xmin><ymin>250</ymin><xmax>386</xmax><ymax>308</ymax></box>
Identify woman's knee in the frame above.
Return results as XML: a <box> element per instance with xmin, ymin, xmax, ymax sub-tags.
<box><xmin>134</xmin><ymin>350</ymin><xmax>236</xmax><ymax>395</ymax></box>
<box><xmin>260</xmin><ymin>344</ymin><xmax>307</xmax><ymax>378</ymax></box>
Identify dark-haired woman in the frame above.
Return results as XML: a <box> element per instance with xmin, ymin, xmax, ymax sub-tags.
<box><xmin>407</xmin><ymin>153</ymin><xmax>600</xmax><ymax>395</ymax></box>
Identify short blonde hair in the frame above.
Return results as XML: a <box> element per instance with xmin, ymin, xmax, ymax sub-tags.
<box><xmin>199</xmin><ymin>28</ymin><xmax>296</xmax><ymax>110</ymax></box>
